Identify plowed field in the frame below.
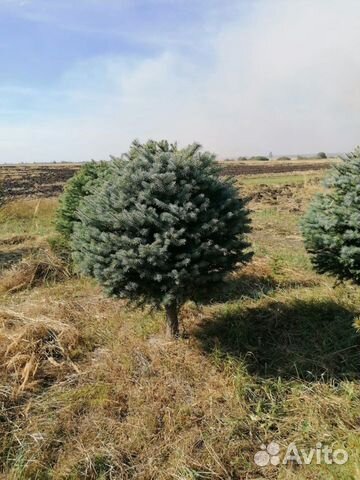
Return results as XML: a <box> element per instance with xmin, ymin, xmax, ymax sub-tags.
<box><xmin>0</xmin><ymin>160</ymin><xmax>334</xmax><ymax>199</ymax></box>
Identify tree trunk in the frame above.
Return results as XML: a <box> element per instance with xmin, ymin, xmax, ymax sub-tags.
<box><xmin>165</xmin><ymin>302</ymin><xmax>179</xmax><ymax>339</ymax></box>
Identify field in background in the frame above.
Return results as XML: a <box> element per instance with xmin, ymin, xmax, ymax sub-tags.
<box><xmin>220</xmin><ymin>158</ymin><xmax>337</xmax><ymax>177</ymax></box>
<box><xmin>0</xmin><ymin>163</ymin><xmax>80</xmax><ymax>199</ymax></box>
<box><xmin>0</xmin><ymin>164</ymin><xmax>359</xmax><ymax>479</ymax></box>
<box><xmin>0</xmin><ymin>157</ymin><xmax>338</xmax><ymax>200</ymax></box>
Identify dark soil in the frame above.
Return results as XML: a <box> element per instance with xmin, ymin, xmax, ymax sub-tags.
<box><xmin>219</xmin><ymin>161</ymin><xmax>333</xmax><ymax>176</ymax></box>
<box><xmin>0</xmin><ymin>165</ymin><xmax>80</xmax><ymax>199</ymax></box>
<box><xmin>0</xmin><ymin>161</ymin><xmax>332</xmax><ymax>199</ymax></box>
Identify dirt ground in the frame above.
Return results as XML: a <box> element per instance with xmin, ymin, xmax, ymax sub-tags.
<box><xmin>220</xmin><ymin>160</ymin><xmax>334</xmax><ymax>176</ymax></box>
<box><xmin>0</xmin><ymin>164</ymin><xmax>80</xmax><ymax>199</ymax></box>
<box><xmin>0</xmin><ymin>159</ymin><xmax>335</xmax><ymax>199</ymax></box>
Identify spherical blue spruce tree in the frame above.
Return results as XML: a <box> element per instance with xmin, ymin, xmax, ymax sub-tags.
<box><xmin>302</xmin><ymin>149</ymin><xmax>360</xmax><ymax>283</ymax></box>
<box><xmin>72</xmin><ymin>142</ymin><xmax>252</xmax><ymax>337</ymax></box>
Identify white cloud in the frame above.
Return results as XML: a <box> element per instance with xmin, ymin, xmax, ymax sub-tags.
<box><xmin>1</xmin><ymin>0</ymin><xmax>360</xmax><ymax>162</ymax></box>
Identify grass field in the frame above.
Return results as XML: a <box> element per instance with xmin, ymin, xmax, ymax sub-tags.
<box><xmin>0</xmin><ymin>172</ymin><xmax>359</xmax><ymax>479</ymax></box>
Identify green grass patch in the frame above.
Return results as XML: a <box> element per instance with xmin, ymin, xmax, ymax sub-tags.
<box><xmin>240</xmin><ymin>173</ymin><xmax>324</xmax><ymax>185</ymax></box>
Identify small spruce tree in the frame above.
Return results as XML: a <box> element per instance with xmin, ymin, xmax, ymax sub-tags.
<box><xmin>72</xmin><ymin>142</ymin><xmax>252</xmax><ymax>337</ymax></box>
<box><xmin>302</xmin><ymin>149</ymin><xmax>360</xmax><ymax>283</ymax></box>
<box><xmin>56</xmin><ymin>161</ymin><xmax>110</xmax><ymax>241</ymax></box>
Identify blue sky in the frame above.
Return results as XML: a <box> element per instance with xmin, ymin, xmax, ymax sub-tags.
<box><xmin>0</xmin><ymin>1</ymin><xmax>226</xmax><ymax>86</ymax></box>
<box><xmin>0</xmin><ymin>0</ymin><xmax>360</xmax><ymax>162</ymax></box>
<box><xmin>1</xmin><ymin>1</ymin><xmax>233</xmax><ymax>115</ymax></box>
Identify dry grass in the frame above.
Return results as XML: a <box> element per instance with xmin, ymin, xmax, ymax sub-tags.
<box><xmin>0</xmin><ymin>249</ymin><xmax>71</xmax><ymax>294</ymax></box>
<box><xmin>0</xmin><ymin>181</ymin><xmax>359</xmax><ymax>479</ymax></box>
<box><xmin>239</xmin><ymin>177</ymin><xmax>324</xmax><ymax>213</ymax></box>
<box><xmin>0</xmin><ymin>197</ymin><xmax>59</xmax><ymax>237</ymax></box>
<box><xmin>1</xmin><ymin>281</ymin><xmax>359</xmax><ymax>479</ymax></box>
<box><xmin>0</xmin><ymin>309</ymin><xmax>81</xmax><ymax>394</ymax></box>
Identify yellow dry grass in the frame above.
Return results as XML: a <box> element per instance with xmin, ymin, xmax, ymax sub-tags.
<box><xmin>0</xmin><ymin>308</ymin><xmax>80</xmax><ymax>394</ymax></box>
<box><xmin>0</xmin><ymin>249</ymin><xmax>71</xmax><ymax>294</ymax></box>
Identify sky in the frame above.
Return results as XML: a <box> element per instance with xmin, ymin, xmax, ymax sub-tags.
<box><xmin>0</xmin><ymin>0</ymin><xmax>359</xmax><ymax>163</ymax></box>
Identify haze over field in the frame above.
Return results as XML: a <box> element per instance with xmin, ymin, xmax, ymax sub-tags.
<box><xmin>0</xmin><ymin>0</ymin><xmax>359</xmax><ymax>163</ymax></box>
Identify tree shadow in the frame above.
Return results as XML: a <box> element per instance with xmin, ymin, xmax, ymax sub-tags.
<box><xmin>201</xmin><ymin>272</ymin><xmax>318</xmax><ymax>304</ymax></box>
<box><xmin>196</xmin><ymin>298</ymin><xmax>360</xmax><ymax>381</ymax></box>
